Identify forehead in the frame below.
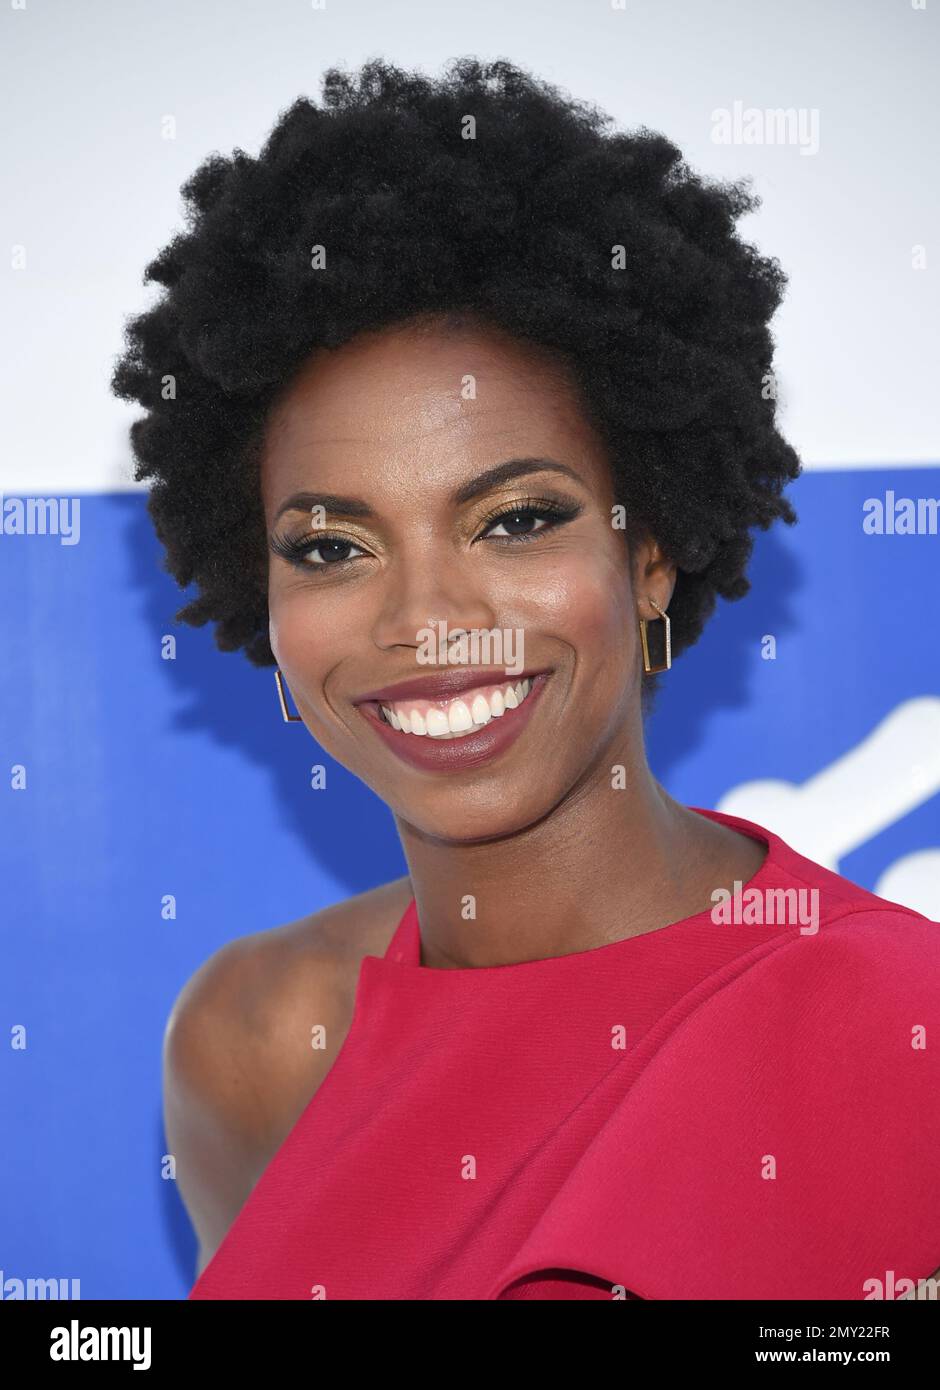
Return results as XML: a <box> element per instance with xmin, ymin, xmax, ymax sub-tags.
<box><xmin>260</xmin><ymin>320</ymin><xmax>610</xmax><ymax>506</ymax></box>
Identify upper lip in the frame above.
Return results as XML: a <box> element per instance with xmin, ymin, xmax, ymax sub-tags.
<box><xmin>353</xmin><ymin>667</ymin><xmax>550</xmax><ymax>705</ymax></box>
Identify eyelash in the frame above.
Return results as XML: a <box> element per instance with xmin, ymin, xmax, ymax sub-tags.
<box><xmin>268</xmin><ymin>496</ymin><xmax>582</xmax><ymax>571</ymax></box>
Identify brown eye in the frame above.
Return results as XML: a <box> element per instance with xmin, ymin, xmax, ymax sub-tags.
<box><xmin>478</xmin><ymin>499</ymin><xmax>582</xmax><ymax>544</ymax></box>
<box><xmin>269</xmin><ymin>529</ymin><xmax>370</xmax><ymax>568</ymax></box>
<box><xmin>305</xmin><ymin>538</ymin><xmax>366</xmax><ymax>565</ymax></box>
<box><xmin>484</xmin><ymin>510</ymin><xmax>551</xmax><ymax>538</ymax></box>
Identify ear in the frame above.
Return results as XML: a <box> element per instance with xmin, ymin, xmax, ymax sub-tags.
<box><xmin>632</xmin><ymin>536</ymin><xmax>676</xmax><ymax>619</ymax></box>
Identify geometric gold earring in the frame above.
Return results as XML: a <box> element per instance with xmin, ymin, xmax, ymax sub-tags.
<box><xmin>274</xmin><ymin>668</ymin><xmax>303</xmax><ymax>722</ymax></box>
<box><xmin>638</xmin><ymin>597</ymin><xmax>672</xmax><ymax>674</ymax></box>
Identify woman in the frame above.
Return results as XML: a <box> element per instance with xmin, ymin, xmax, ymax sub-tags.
<box><xmin>112</xmin><ymin>58</ymin><xmax>940</xmax><ymax>1300</ymax></box>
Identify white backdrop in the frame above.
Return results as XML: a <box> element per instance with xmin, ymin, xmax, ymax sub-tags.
<box><xmin>1</xmin><ymin>0</ymin><xmax>938</xmax><ymax>492</ymax></box>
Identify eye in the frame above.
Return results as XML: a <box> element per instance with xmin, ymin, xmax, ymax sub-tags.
<box><xmin>484</xmin><ymin>509</ymin><xmax>553</xmax><ymax>539</ymax></box>
<box><xmin>269</xmin><ymin>530</ymin><xmax>370</xmax><ymax>568</ymax></box>
<box><xmin>478</xmin><ymin>498</ymin><xmax>582</xmax><ymax>544</ymax></box>
<box><xmin>303</xmin><ymin>537</ymin><xmax>368</xmax><ymax>566</ymax></box>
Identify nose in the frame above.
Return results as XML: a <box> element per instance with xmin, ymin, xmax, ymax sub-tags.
<box><xmin>369</xmin><ymin>555</ymin><xmax>498</xmax><ymax>654</ymax></box>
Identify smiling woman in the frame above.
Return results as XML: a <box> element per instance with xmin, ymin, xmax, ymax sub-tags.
<box><xmin>259</xmin><ymin>316</ymin><xmax>685</xmax><ymax>820</ymax></box>
<box><xmin>111</xmin><ymin>57</ymin><xmax>940</xmax><ymax>1301</ymax></box>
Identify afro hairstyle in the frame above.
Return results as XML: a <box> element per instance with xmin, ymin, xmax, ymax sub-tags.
<box><xmin>110</xmin><ymin>55</ymin><xmax>801</xmax><ymax>711</ymax></box>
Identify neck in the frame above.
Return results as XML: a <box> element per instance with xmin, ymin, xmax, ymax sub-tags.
<box><xmin>394</xmin><ymin>737</ymin><xmax>724</xmax><ymax>970</ymax></box>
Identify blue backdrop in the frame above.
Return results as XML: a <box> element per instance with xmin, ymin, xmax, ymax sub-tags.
<box><xmin>2</xmin><ymin>465</ymin><xmax>938</xmax><ymax>1298</ymax></box>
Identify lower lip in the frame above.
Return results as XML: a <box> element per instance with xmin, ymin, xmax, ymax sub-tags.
<box><xmin>356</xmin><ymin>674</ymin><xmax>551</xmax><ymax>773</ymax></box>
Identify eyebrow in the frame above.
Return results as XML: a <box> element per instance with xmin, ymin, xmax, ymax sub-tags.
<box><xmin>272</xmin><ymin>457</ymin><xmax>586</xmax><ymax>524</ymax></box>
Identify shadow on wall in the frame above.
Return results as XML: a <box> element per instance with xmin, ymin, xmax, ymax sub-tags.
<box><xmin>645</xmin><ymin>522</ymin><xmax>804</xmax><ymax>782</ymax></box>
<box><xmin>116</xmin><ymin>492</ymin><xmax>405</xmax><ymax>899</ymax></box>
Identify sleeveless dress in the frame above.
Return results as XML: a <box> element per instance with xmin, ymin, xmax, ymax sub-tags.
<box><xmin>188</xmin><ymin>807</ymin><xmax>940</xmax><ymax>1300</ymax></box>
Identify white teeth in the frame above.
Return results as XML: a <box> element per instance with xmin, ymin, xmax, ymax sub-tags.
<box><xmin>379</xmin><ymin>678</ymin><xmax>535</xmax><ymax>739</ymax></box>
<box><xmin>470</xmin><ymin>694</ymin><xmax>492</xmax><ymax>726</ymax></box>
<box><xmin>425</xmin><ymin>707</ymin><xmax>450</xmax><ymax>736</ymax></box>
<box><xmin>448</xmin><ymin>700</ymin><xmax>473</xmax><ymax>733</ymax></box>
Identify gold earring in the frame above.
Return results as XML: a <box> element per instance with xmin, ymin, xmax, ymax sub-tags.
<box><xmin>638</xmin><ymin>597</ymin><xmax>671</xmax><ymax>674</ymax></box>
<box><xmin>274</xmin><ymin>669</ymin><xmax>302</xmax><ymax>722</ymax></box>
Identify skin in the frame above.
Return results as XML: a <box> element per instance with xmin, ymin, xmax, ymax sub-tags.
<box><xmin>165</xmin><ymin>312</ymin><xmax>766</xmax><ymax>1276</ymax></box>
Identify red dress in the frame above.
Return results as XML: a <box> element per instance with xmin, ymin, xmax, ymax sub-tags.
<box><xmin>188</xmin><ymin>807</ymin><xmax>940</xmax><ymax>1300</ymax></box>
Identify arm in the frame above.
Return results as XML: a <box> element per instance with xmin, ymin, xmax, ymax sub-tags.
<box><xmin>163</xmin><ymin>940</ymin><xmax>278</xmax><ymax>1280</ymax></box>
<box><xmin>162</xmin><ymin>908</ymin><xmax>364</xmax><ymax>1283</ymax></box>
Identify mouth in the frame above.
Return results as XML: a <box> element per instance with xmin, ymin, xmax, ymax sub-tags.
<box><xmin>355</xmin><ymin>670</ymin><xmax>552</xmax><ymax>772</ymax></box>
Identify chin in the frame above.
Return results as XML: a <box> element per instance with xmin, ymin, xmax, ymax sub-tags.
<box><xmin>394</xmin><ymin>783</ymin><xmax>563</xmax><ymax>846</ymax></box>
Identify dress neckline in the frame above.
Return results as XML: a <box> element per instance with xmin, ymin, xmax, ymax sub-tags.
<box><xmin>379</xmin><ymin>805</ymin><xmax>785</xmax><ymax>974</ymax></box>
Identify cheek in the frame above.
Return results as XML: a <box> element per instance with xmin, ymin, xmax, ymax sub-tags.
<box><xmin>509</xmin><ymin>550</ymin><xmax>636</xmax><ymax>666</ymax></box>
<box><xmin>267</xmin><ymin>573</ymin><xmax>356</xmax><ymax>682</ymax></box>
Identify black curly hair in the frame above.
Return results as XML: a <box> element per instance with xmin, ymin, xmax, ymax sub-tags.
<box><xmin>111</xmin><ymin>55</ymin><xmax>801</xmax><ymax>711</ymax></box>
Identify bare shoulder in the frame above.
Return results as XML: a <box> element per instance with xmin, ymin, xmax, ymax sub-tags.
<box><xmin>271</xmin><ymin>873</ymin><xmax>415</xmax><ymax>971</ymax></box>
<box><xmin>163</xmin><ymin>875</ymin><xmax>412</xmax><ymax>1278</ymax></box>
